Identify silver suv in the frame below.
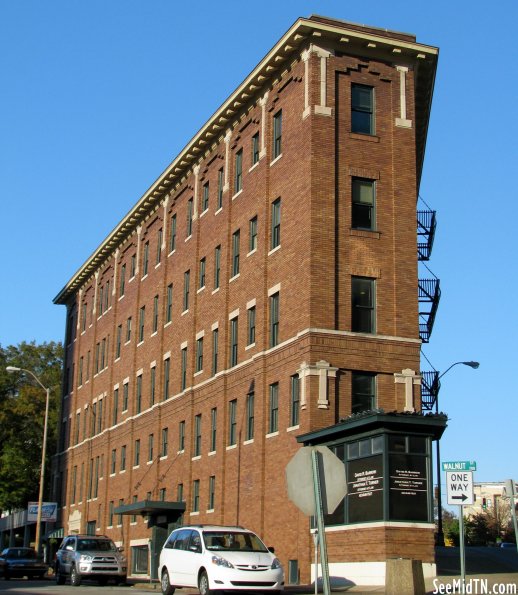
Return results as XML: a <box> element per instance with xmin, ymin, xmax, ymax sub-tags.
<box><xmin>55</xmin><ymin>534</ymin><xmax>127</xmax><ymax>586</ymax></box>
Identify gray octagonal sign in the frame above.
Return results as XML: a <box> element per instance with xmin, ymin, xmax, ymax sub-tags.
<box><xmin>286</xmin><ymin>446</ymin><xmax>347</xmax><ymax>516</ymax></box>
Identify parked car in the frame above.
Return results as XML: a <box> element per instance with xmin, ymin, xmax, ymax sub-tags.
<box><xmin>159</xmin><ymin>525</ymin><xmax>284</xmax><ymax>595</ymax></box>
<box><xmin>0</xmin><ymin>547</ymin><xmax>47</xmax><ymax>580</ymax></box>
<box><xmin>54</xmin><ymin>534</ymin><xmax>127</xmax><ymax>586</ymax></box>
<box><xmin>500</xmin><ymin>542</ymin><xmax>516</xmax><ymax>549</ymax></box>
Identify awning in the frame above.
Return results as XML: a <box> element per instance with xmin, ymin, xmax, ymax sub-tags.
<box><xmin>113</xmin><ymin>500</ymin><xmax>185</xmax><ymax>516</ymax></box>
<box><xmin>46</xmin><ymin>527</ymin><xmax>64</xmax><ymax>539</ymax></box>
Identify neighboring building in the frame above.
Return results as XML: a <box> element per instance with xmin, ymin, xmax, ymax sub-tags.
<box><xmin>52</xmin><ymin>15</ymin><xmax>439</xmax><ymax>586</ymax></box>
<box><xmin>464</xmin><ymin>482</ymin><xmax>518</xmax><ymax>519</ymax></box>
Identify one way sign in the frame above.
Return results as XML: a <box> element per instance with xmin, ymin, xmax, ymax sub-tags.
<box><xmin>446</xmin><ymin>471</ymin><xmax>474</xmax><ymax>506</ymax></box>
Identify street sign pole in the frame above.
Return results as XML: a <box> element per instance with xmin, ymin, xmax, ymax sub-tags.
<box><xmin>459</xmin><ymin>506</ymin><xmax>466</xmax><ymax>585</ymax></box>
<box><xmin>311</xmin><ymin>449</ymin><xmax>330</xmax><ymax>595</ymax></box>
<box><xmin>504</xmin><ymin>479</ymin><xmax>518</xmax><ymax>554</ymax></box>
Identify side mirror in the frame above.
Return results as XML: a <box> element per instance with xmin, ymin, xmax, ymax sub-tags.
<box><xmin>65</xmin><ymin>545</ymin><xmax>74</xmax><ymax>551</ymax></box>
<box><xmin>268</xmin><ymin>547</ymin><xmax>275</xmax><ymax>554</ymax></box>
<box><xmin>189</xmin><ymin>545</ymin><xmax>201</xmax><ymax>553</ymax></box>
<box><xmin>117</xmin><ymin>547</ymin><xmax>125</xmax><ymax>552</ymax></box>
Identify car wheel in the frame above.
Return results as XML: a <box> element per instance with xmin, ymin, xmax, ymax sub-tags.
<box><xmin>55</xmin><ymin>565</ymin><xmax>66</xmax><ymax>585</ymax></box>
<box><xmin>4</xmin><ymin>571</ymin><xmax>10</xmax><ymax>581</ymax></box>
<box><xmin>198</xmin><ymin>570</ymin><xmax>212</xmax><ymax>595</ymax></box>
<box><xmin>70</xmin><ymin>564</ymin><xmax>82</xmax><ymax>587</ymax></box>
<box><xmin>115</xmin><ymin>575</ymin><xmax>127</xmax><ymax>585</ymax></box>
<box><xmin>161</xmin><ymin>569</ymin><xmax>175</xmax><ymax>595</ymax></box>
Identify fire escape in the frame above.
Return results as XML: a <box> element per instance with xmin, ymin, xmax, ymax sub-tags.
<box><xmin>417</xmin><ymin>206</ymin><xmax>441</xmax><ymax>410</ymax></box>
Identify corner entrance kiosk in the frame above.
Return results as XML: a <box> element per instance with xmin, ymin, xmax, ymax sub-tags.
<box><xmin>114</xmin><ymin>500</ymin><xmax>185</xmax><ymax>580</ymax></box>
<box><xmin>296</xmin><ymin>411</ymin><xmax>447</xmax><ymax>585</ymax></box>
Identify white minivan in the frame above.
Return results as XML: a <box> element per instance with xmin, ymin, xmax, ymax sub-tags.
<box><xmin>159</xmin><ymin>525</ymin><xmax>284</xmax><ymax>595</ymax></box>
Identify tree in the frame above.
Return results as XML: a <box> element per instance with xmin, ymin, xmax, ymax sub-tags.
<box><xmin>0</xmin><ymin>341</ymin><xmax>63</xmax><ymax>513</ymax></box>
<box><xmin>442</xmin><ymin>509</ymin><xmax>460</xmax><ymax>546</ymax></box>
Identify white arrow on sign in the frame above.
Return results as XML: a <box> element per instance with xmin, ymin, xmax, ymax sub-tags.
<box><xmin>446</xmin><ymin>471</ymin><xmax>474</xmax><ymax>506</ymax></box>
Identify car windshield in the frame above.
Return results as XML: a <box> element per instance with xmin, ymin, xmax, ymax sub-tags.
<box><xmin>203</xmin><ymin>531</ymin><xmax>268</xmax><ymax>553</ymax></box>
<box><xmin>77</xmin><ymin>539</ymin><xmax>116</xmax><ymax>552</ymax></box>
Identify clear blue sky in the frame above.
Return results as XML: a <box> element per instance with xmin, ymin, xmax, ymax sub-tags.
<box><xmin>1</xmin><ymin>1</ymin><xmax>516</xmax><ymax>487</ymax></box>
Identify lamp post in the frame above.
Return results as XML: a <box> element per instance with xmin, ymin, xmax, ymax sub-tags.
<box><xmin>435</xmin><ymin>361</ymin><xmax>479</xmax><ymax>547</ymax></box>
<box><xmin>6</xmin><ymin>366</ymin><xmax>51</xmax><ymax>555</ymax></box>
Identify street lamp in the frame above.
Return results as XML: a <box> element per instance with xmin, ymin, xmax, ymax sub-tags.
<box><xmin>6</xmin><ymin>366</ymin><xmax>51</xmax><ymax>555</ymax></box>
<box><xmin>435</xmin><ymin>360</ymin><xmax>480</xmax><ymax>547</ymax></box>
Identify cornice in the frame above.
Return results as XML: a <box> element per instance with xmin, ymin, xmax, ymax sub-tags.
<box><xmin>54</xmin><ymin>16</ymin><xmax>437</xmax><ymax>305</ymax></box>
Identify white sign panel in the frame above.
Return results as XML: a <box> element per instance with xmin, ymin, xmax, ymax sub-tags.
<box><xmin>27</xmin><ymin>502</ymin><xmax>58</xmax><ymax>522</ymax></box>
<box><xmin>446</xmin><ymin>471</ymin><xmax>474</xmax><ymax>506</ymax></box>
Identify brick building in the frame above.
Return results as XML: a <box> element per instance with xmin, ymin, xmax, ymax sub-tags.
<box><xmin>53</xmin><ymin>15</ymin><xmax>440</xmax><ymax>586</ymax></box>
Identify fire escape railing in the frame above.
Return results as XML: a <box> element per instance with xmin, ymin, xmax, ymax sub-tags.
<box><xmin>420</xmin><ymin>370</ymin><xmax>440</xmax><ymax>411</ymax></box>
<box><xmin>418</xmin><ymin>278</ymin><xmax>441</xmax><ymax>343</ymax></box>
<box><xmin>417</xmin><ymin>209</ymin><xmax>436</xmax><ymax>261</ymax></box>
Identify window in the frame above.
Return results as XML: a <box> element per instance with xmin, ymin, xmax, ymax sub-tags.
<box><xmin>126</xmin><ymin>316</ymin><xmax>132</xmax><ymax>342</ymax></box>
<box><xmin>247</xmin><ymin>306</ymin><xmax>256</xmax><ymax>346</ymax></box>
<box><xmin>148</xmin><ymin>433</ymin><xmax>154</xmax><ymax>462</ymax></box>
<box><xmin>130</xmin><ymin>253</ymin><xmax>136</xmax><ymax>278</ymax></box>
<box><xmin>290</xmin><ymin>375</ymin><xmax>300</xmax><ymax>427</ymax></box>
<box><xmin>202</xmin><ymin>182</ymin><xmax>209</xmax><ymax>212</ymax></box>
<box><xmin>187</xmin><ymin>197</ymin><xmax>193</xmax><ymax>237</ymax></box>
<box><xmin>194</xmin><ymin>414</ymin><xmax>202</xmax><ymax>457</ymax></box>
<box><xmin>234</xmin><ymin>149</ymin><xmax>243</xmax><ymax>194</ymax></box>
<box><xmin>112</xmin><ymin>388</ymin><xmax>119</xmax><ymax>425</ymax></box>
<box><xmin>166</xmin><ymin>283</ymin><xmax>173</xmax><ymax>323</ymax></box>
<box><xmin>352</xmin><ymin>372</ymin><xmax>376</xmax><ymax>414</ymax></box>
<box><xmin>212</xmin><ymin>328</ymin><xmax>219</xmax><ymax>375</ymax></box>
<box><xmin>199</xmin><ymin>257</ymin><xmax>206</xmax><ymax>289</ymax></box>
<box><xmin>150</xmin><ymin>366</ymin><xmax>156</xmax><ymax>406</ymax></box>
<box><xmin>196</xmin><ymin>337</ymin><xmax>203</xmax><ymax>373</ymax></box>
<box><xmin>153</xmin><ymin>295</ymin><xmax>159</xmax><ymax>333</ymax></box>
<box><xmin>179</xmin><ymin>420</ymin><xmax>185</xmax><ymax>451</ymax></box>
<box><xmin>252</xmin><ymin>132</ymin><xmax>260</xmax><ymax>165</ymax></box>
<box><xmin>111</xmin><ymin>449</ymin><xmax>117</xmax><ymax>474</ymax></box>
<box><xmin>208</xmin><ymin>475</ymin><xmax>216</xmax><ymax>510</ymax></box>
<box><xmin>228</xmin><ymin>399</ymin><xmax>237</xmax><ymax>446</ymax></box>
<box><xmin>170</xmin><ymin>214</ymin><xmax>177</xmax><ymax>252</ymax></box>
<box><xmin>118</xmin><ymin>498</ymin><xmax>124</xmax><ymax>525</ymax></box>
<box><xmin>183</xmin><ymin>270</ymin><xmax>190</xmax><ymax>311</ymax></box>
<box><xmin>142</xmin><ymin>241</ymin><xmax>149</xmax><ymax>277</ymax></box>
<box><xmin>138</xmin><ymin>306</ymin><xmax>145</xmax><ymax>343</ymax></box>
<box><xmin>210</xmin><ymin>407</ymin><xmax>217</xmax><ymax>452</ymax></box>
<box><xmin>121</xmin><ymin>445</ymin><xmax>127</xmax><ymax>471</ymax></box>
<box><xmin>246</xmin><ymin>391</ymin><xmax>254</xmax><ymax>441</ymax></box>
<box><xmin>177</xmin><ymin>483</ymin><xmax>184</xmax><ymax>502</ymax></box>
<box><xmin>271</xmin><ymin>198</ymin><xmax>281</xmax><ymax>249</ymax></box>
<box><xmin>78</xmin><ymin>357</ymin><xmax>83</xmax><ymax>386</ymax></box>
<box><xmin>269</xmin><ymin>292</ymin><xmax>280</xmax><ymax>348</ymax></box>
<box><xmin>108</xmin><ymin>501</ymin><xmax>114</xmax><ymax>527</ymax></box>
<box><xmin>159</xmin><ymin>488</ymin><xmax>166</xmax><ymax>502</ymax></box>
<box><xmin>352</xmin><ymin>178</ymin><xmax>375</xmax><ymax>230</ymax></box>
<box><xmin>81</xmin><ymin>302</ymin><xmax>87</xmax><ymax>332</ymax></box>
<box><xmin>161</xmin><ymin>427</ymin><xmax>168</xmax><ymax>457</ymax></box>
<box><xmin>134</xmin><ymin>439</ymin><xmax>141</xmax><ymax>467</ymax></box>
<box><xmin>351</xmin><ymin>276</ymin><xmax>375</xmax><ymax>333</ymax></box>
<box><xmin>116</xmin><ymin>325</ymin><xmax>122</xmax><ymax>359</ymax></box>
<box><xmin>136</xmin><ymin>375</ymin><xmax>142</xmax><ymax>414</ymax></box>
<box><xmin>273</xmin><ymin>110</ymin><xmax>282</xmax><ymax>159</ymax></box>
<box><xmin>232</xmin><ymin>230</ymin><xmax>240</xmax><ymax>277</ymax></box>
<box><xmin>249</xmin><ymin>216</ymin><xmax>258</xmax><ymax>252</ymax></box>
<box><xmin>163</xmin><ymin>357</ymin><xmax>170</xmax><ymax>400</ymax></box>
<box><xmin>217</xmin><ymin>168</ymin><xmax>224</xmax><ymax>210</ymax></box>
<box><xmin>229</xmin><ymin>317</ymin><xmax>238</xmax><ymax>367</ymax></box>
<box><xmin>181</xmin><ymin>347</ymin><xmax>188</xmax><ymax>391</ymax></box>
<box><xmin>156</xmin><ymin>228</ymin><xmax>163</xmax><ymax>264</ymax></box>
<box><xmin>192</xmin><ymin>479</ymin><xmax>200</xmax><ymax>512</ymax></box>
<box><xmin>269</xmin><ymin>383</ymin><xmax>279</xmax><ymax>434</ymax></box>
<box><xmin>123</xmin><ymin>382</ymin><xmax>129</xmax><ymax>411</ymax></box>
<box><xmin>119</xmin><ymin>264</ymin><xmax>126</xmax><ymax>297</ymax></box>
<box><xmin>214</xmin><ymin>245</ymin><xmax>221</xmax><ymax>289</ymax></box>
<box><xmin>351</xmin><ymin>84</ymin><xmax>374</xmax><ymax>135</ymax></box>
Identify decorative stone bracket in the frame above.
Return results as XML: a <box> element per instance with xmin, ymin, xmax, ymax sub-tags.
<box><xmin>298</xmin><ymin>360</ymin><xmax>338</xmax><ymax>410</ymax></box>
<box><xmin>394</xmin><ymin>368</ymin><xmax>421</xmax><ymax>412</ymax></box>
<box><xmin>302</xmin><ymin>45</ymin><xmax>333</xmax><ymax>119</ymax></box>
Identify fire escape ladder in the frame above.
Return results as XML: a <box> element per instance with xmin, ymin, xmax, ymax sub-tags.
<box><xmin>420</xmin><ymin>370</ymin><xmax>441</xmax><ymax>411</ymax></box>
<box><xmin>417</xmin><ymin>209</ymin><xmax>436</xmax><ymax>261</ymax></box>
<box><xmin>418</xmin><ymin>278</ymin><xmax>441</xmax><ymax>343</ymax></box>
